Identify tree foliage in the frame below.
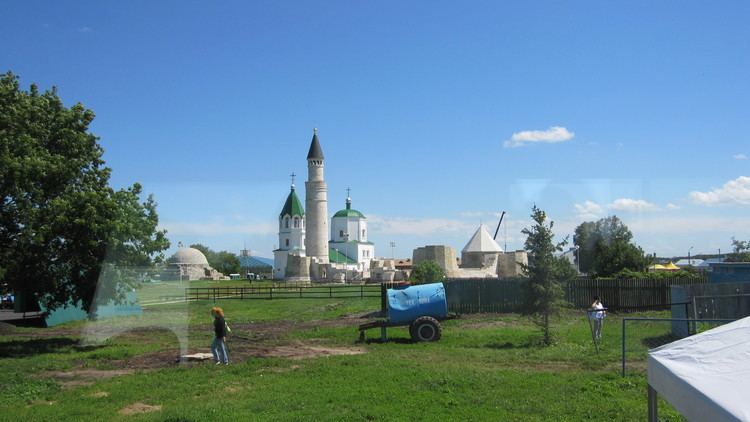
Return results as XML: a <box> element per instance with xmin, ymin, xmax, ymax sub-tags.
<box><xmin>521</xmin><ymin>206</ymin><xmax>577</xmax><ymax>345</ymax></box>
<box><xmin>0</xmin><ymin>72</ymin><xmax>169</xmax><ymax>312</ymax></box>
<box><xmin>573</xmin><ymin>216</ymin><xmax>647</xmax><ymax>277</ymax></box>
<box><xmin>726</xmin><ymin>237</ymin><xmax>750</xmax><ymax>262</ymax></box>
<box><xmin>188</xmin><ymin>244</ymin><xmax>240</xmax><ymax>275</ymax></box>
<box><xmin>410</xmin><ymin>260</ymin><xmax>445</xmax><ymax>284</ymax></box>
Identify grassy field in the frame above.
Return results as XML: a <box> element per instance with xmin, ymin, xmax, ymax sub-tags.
<box><xmin>0</xmin><ymin>286</ymin><xmax>686</xmax><ymax>421</ymax></box>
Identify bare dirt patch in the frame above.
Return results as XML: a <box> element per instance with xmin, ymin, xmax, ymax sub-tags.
<box><xmin>42</xmin><ymin>368</ymin><xmax>134</xmax><ymax>389</ymax></box>
<box><xmin>91</xmin><ymin>391</ymin><xmax>110</xmax><ymax>398</ymax></box>
<box><xmin>119</xmin><ymin>402</ymin><xmax>162</xmax><ymax>415</ymax></box>
<box><xmin>224</xmin><ymin>384</ymin><xmax>242</xmax><ymax>393</ymax></box>
<box><xmin>262</xmin><ymin>343</ymin><xmax>366</xmax><ymax>360</ymax></box>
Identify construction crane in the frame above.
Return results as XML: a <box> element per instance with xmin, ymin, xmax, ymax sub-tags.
<box><xmin>493</xmin><ymin>211</ymin><xmax>506</xmax><ymax>240</ymax></box>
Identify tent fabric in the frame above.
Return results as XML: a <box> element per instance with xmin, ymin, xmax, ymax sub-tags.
<box><xmin>662</xmin><ymin>262</ymin><xmax>680</xmax><ymax>270</ymax></box>
<box><xmin>647</xmin><ymin>316</ymin><xmax>750</xmax><ymax>421</ymax></box>
<box><xmin>461</xmin><ymin>225</ymin><xmax>503</xmax><ymax>253</ymax></box>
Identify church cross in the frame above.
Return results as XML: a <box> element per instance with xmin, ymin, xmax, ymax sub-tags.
<box><xmin>290</xmin><ymin>172</ymin><xmax>296</xmax><ymax>186</ymax></box>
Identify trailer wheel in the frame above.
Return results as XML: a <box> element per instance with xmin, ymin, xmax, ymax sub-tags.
<box><xmin>411</xmin><ymin>316</ymin><xmax>442</xmax><ymax>342</ymax></box>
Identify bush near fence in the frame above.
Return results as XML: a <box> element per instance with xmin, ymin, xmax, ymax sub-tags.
<box><xmin>444</xmin><ymin>277</ymin><xmax>708</xmax><ymax>314</ymax></box>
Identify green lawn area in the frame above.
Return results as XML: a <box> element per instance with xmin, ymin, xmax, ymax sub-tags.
<box><xmin>0</xmin><ymin>292</ymin><xmax>686</xmax><ymax>421</ymax></box>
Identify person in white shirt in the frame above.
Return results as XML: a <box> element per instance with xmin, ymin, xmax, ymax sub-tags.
<box><xmin>590</xmin><ymin>296</ymin><xmax>606</xmax><ymax>340</ymax></box>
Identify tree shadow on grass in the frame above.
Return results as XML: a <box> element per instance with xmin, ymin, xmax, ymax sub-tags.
<box><xmin>0</xmin><ymin>337</ymin><xmax>100</xmax><ymax>358</ymax></box>
<box><xmin>485</xmin><ymin>341</ymin><xmax>533</xmax><ymax>350</ymax></box>
<box><xmin>363</xmin><ymin>337</ymin><xmax>413</xmax><ymax>345</ymax></box>
<box><xmin>641</xmin><ymin>334</ymin><xmax>680</xmax><ymax>349</ymax></box>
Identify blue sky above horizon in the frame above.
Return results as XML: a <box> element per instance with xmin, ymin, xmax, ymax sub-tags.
<box><xmin>3</xmin><ymin>1</ymin><xmax>749</xmax><ymax>259</ymax></box>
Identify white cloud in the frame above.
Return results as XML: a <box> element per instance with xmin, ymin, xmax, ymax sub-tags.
<box><xmin>368</xmin><ymin>215</ymin><xmax>474</xmax><ymax>236</ymax></box>
<box><xmin>689</xmin><ymin>176</ymin><xmax>750</xmax><ymax>206</ymax></box>
<box><xmin>733</xmin><ymin>153</ymin><xmax>747</xmax><ymax>160</ymax></box>
<box><xmin>160</xmin><ymin>221</ymin><xmax>276</xmax><ymax>236</ymax></box>
<box><xmin>666</xmin><ymin>203</ymin><xmax>680</xmax><ymax>210</ymax></box>
<box><xmin>608</xmin><ymin>198</ymin><xmax>658</xmax><ymax>212</ymax></box>
<box><xmin>504</xmin><ymin>126</ymin><xmax>574</xmax><ymax>148</ymax></box>
<box><xmin>574</xmin><ymin>200</ymin><xmax>603</xmax><ymax>220</ymax></box>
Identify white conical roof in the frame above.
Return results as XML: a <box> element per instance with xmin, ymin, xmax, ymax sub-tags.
<box><xmin>462</xmin><ymin>225</ymin><xmax>503</xmax><ymax>253</ymax></box>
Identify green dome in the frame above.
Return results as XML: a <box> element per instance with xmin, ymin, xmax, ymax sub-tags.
<box><xmin>333</xmin><ymin>196</ymin><xmax>365</xmax><ymax>218</ymax></box>
<box><xmin>280</xmin><ymin>187</ymin><xmax>304</xmax><ymax>218</ymax></box>
<box><xmin>333</xmin><ymin>208</ymin><xmax>365</xmax><ymax>218</ymax></box>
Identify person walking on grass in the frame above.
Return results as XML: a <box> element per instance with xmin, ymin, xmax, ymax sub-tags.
<box><xmin>211</xmin><ymin>307</ymin><xmax>229</xmax><ymax>365</ymax></box>
<box><xmin>590</xmin><ymin>296</ymin><xmax>606</xmax><ymax>340</ymax></box>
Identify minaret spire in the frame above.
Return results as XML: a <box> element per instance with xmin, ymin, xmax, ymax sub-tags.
<box><xmin>305</xmin><ymin>128</ymin><xmax>329</xmax><ymax>268</ymax></box>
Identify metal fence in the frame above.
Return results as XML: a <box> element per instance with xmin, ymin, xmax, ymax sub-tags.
<box><xmin>184</xmin><ymin>284</ymin><xmax>383</xmax><ymax>302</ymax></box>
<box><xmin>444</xmin><ymin>277</ymin><xmax>708</xmax><ymax>313</ymax></box>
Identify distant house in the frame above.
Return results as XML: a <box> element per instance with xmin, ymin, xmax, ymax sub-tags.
<box><xmin>708</xmin><ymin>262</ymin><xmax>750</xmax><ymax>283</ymax></box>
<box><xmin>675</xmin><ymin>259</ymin><xmax>704</xmax><ymax>268</ymax></box>
<box><xmin>696</xmin><ymin>257</ymin><xmax>726</xmax><ymax>271</ymax></box>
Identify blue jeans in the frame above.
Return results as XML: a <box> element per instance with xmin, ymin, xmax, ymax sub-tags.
<box><xmin>211</xmin><ymin>337</ymin><xmax>229</xmax><ymax>363</ymax></box>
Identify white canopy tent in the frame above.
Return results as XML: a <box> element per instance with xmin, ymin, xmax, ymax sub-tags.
<box><xmin>647</xmin><ymin>316</ymin><xmax>750</xmax><ymax>421</ymax></box>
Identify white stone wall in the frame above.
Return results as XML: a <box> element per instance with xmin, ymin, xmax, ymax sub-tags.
<box><xmin>330</xmin><ymin>218</ymin><xmax>367</xmax><ymax>242</ymax></box>
<box><xmin>278</xmin><ymin>215</ymin><xmax>305</xmax><ymax>251</ymax></box>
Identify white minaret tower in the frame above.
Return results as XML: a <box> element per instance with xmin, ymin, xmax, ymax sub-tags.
<box><xmin>305</xmin><ymin>128</ymin><xmax>329</xmax><ymax>265</ymax></box>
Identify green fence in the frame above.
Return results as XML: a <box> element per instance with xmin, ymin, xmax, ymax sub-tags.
<box><xmin>444</xmin><ymin>277</ymin><xmax>708</xmax><ymax>314</ymax></box>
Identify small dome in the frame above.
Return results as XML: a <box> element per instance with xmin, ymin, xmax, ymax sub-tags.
<box><xmin>171</xmin><ymin>247</ymin><xmax>209</xmax><ymax>266</ymax></box>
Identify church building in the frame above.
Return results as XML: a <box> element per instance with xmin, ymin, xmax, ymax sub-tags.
<box><xmin>329</xmin><ymin>191</ymin><xmax>375</xmax><ymax>274</ymax></box>
<box><xmin>273</xmin><ymin>129</ymin><xmax>375</xmax><ymax>281</ymax></box>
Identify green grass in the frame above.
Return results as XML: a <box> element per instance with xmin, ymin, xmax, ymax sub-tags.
<box><xmin>0</xmin><ymin>298</ymin><xmax>686</xmax><ymax>421</ymax></box>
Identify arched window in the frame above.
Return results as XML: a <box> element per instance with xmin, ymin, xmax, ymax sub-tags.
<box><xmin>293</xmin><ymin>217</ymin><xmax>299</xmax><ymax>228</ymax></box>
<box><xmin>362</xmin><ymin>229</ymin><xmax>366</xmax><ymax>238</ymax></box>
<box><xmin>285</xmin><ymin>218</ymin><xmax>289</xmax><ymax>229</ymax></box>
<box><xmin>339</xmin><ymin>230</ymin><xmax>344</xmax><ymax>238</ymax></box>
<box><xmin>285</xmin><ymin>239</ymin><xmax>289</xmax><ymax>247</ymax></box>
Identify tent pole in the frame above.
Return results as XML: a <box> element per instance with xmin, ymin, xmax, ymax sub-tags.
<box><xmin>647</xmin><ymin>384</ymin><xmax>658</xmax><ymax>422</ymax></box>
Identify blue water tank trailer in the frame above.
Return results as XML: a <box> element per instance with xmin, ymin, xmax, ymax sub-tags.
<box><xmin>358</xmin><ymin>282</ymin><xmax>450</xmax><ymax>342</ymax></box>
<box><xmin>387</xmin><ymin>282</ymin><xmax>448</xmax><ymax>324</ymax></box>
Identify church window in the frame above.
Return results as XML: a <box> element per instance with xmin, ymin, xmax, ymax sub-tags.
<box><xmin>294</xmin><ymin>217</ymin><xmax>299</xmax><ymax>228</ymax></box>
<box><xmin>285</xmin><ymin>239</ymin><xmax>289</xmax><ymax>247</ymax></box>
<box><xmin>362</xmin><ymin>229</ymin><xmax>366</xmax><ymax>238</ymax></box>
<box><xmin>285</xmin><ymin>218</ymin><xmax>289</xmax><ymax>229</ymax></box>
<box><xmin>339</xmin><ymin>230</ymin><xmax>344</xmax><ymax>238</ymax></box>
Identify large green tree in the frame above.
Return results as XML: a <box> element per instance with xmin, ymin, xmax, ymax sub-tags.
<box><xmin>410</xmin><ymin>260</ymin><xmax>445</xmax><ymax>284</ymax></box>
<box><xmin>0</xmin><ymin>72</ymin><xmax>169</xmax><ymax>312</ymax></box>
<box><xmin>188</xmin><ymin>244</ymin><xmax>240</xmax><ymax>275</ymax></box>
<box><xmin>573</xmin><ymin>216</ymin><xmax>647</xmax><ymax>277</ymax></box>
<box><xmin>521</xmin><ymin>206</ymin><xmax>577</xmax><ymax>345</ymax></box>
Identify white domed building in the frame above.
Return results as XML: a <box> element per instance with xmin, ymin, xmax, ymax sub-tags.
<box><xmin>162</xmin><ymin>246</ymin><xmax>224</xmax><ymax>280</ymax></box>
<box><xmin>329</xmin><ymin>193</ymin><xmax>375</xmax><ymax>275</ymax></box>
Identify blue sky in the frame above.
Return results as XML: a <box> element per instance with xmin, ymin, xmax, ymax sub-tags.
<box><xmin>3</xmin><ymin>1</ymin><xmax>749</xmax><ymax>259</ymax></box>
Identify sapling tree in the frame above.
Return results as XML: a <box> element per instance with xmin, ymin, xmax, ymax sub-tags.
<box><xmin>521</xmin><ymin>205</ymin><xmax>576</xmax><ymax>345</ymax></box>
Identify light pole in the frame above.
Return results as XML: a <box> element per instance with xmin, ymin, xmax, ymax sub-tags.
<box><xmin>343</xmin><ymin>232</ymin><xmax>349</xmax><ymax>284</ymax></box>
<box><xmin>390</xmin><ymin>241</ymin><xmax>396</xmax><ymax>260</ymax></box>
<box><xmin>574</xmin><ymin>245</ymin><xmax>580</xmax><ymax>274</ymax></box>
<box><xmin>688</xmin><ymin>246</ymin><xmax>694</xmax><ymax>266</ymax></box>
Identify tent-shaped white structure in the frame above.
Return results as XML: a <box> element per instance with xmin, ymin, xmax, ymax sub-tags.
<box><xmin>647</xmin><ymin>315</ymin><xmax>750</xmax><ymax>421</ymax></box>
<box><xmin>461</xmin><ymin>225</ymin><xmax>503</xmax><ymax>269</ymax></box>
